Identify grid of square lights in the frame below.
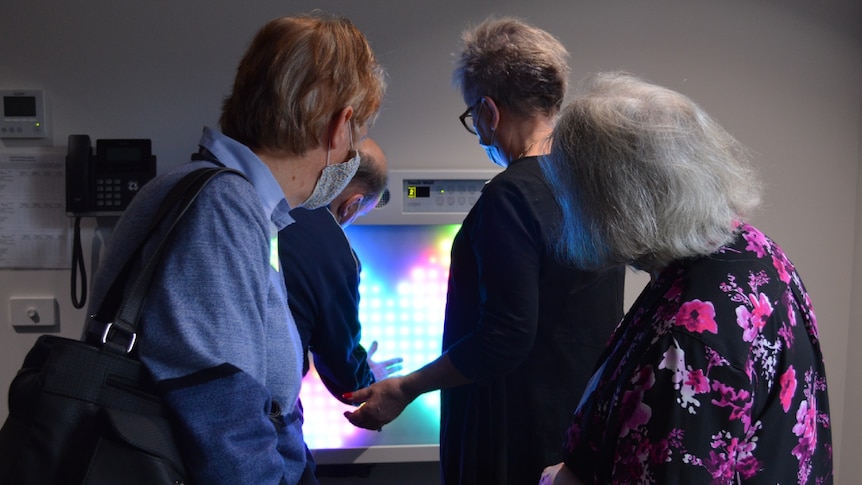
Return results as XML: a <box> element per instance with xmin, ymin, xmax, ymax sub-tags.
<box><xmin>299</xmin><ymin>224</ymin><xmax>459</xmax><ymax>450</ymax></box>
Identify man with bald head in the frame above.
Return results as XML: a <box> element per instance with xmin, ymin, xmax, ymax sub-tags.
<box><xmin>279</xmin><ymin>138</ymin><xmax>403</xmax><ymax>403</ymax></box>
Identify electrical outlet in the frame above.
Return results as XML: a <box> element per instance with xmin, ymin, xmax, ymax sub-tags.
<box><xmin>10</xmin><ymin>297</ymin><xmax>58</xmax><ymax>328</ymax></box>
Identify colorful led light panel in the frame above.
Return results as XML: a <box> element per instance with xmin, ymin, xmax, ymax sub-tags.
<box><xmin>300</xmin><ymin>224</ymin><xmax>461</xmax><ymax>450</ymax></box>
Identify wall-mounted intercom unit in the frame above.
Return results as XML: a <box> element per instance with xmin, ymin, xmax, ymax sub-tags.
<box><xmin>65</xmin><ymin>134</ymin><xmax>157</xmax><ymax>216</ymax></box>
<box><xmin>1</xmin><ymin>89</ymin><xmax>46</xmax><ymax>139</ymax></box>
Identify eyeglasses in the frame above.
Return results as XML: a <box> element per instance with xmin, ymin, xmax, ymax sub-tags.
<box><xmin>458</xmin><ymin>99</ymin><xmax>482</xmax><ymax>135</ymax></box>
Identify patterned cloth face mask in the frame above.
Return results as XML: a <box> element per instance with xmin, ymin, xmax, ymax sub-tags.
<box><xmin>300</xmin><ymin>121</ymin><xmax>360</xmax><ymax>209</ymax></box>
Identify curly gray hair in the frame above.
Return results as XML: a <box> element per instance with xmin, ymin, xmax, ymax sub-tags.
<box><xmin>543</xmin><ymin>72</ymin><xmax>762</xmax><ymax>271</ymax></box>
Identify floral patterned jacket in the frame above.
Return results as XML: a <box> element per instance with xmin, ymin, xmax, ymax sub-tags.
<box><xmin>563</xmin><ymin>224</ymin><xmax>832</xmax><ymax>484</ymax></box>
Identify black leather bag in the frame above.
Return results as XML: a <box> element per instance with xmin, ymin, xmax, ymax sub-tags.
<box><xmin>0</xmin><ymin>167</ymin><xmax>240</xmax><ymax>485</ymax></box>
<box><xmin>0</xmin><ymin>335</ymin><xmax>187</xmax><ymax>484</ymax></box>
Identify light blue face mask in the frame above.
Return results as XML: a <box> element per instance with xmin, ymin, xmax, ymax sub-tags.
<box><xmin>476</xmin><ymin>100</ymin><xmax>509</xmax><ymax>168</ymax></box>
<box><xmin>300</xmin><ymin>122</ymin><xmax>360</xmax><ymax>210</ymax></box>
<box><xmin>480</xmin><ymin>131</ymin><xmax>509</xmax><ymax>168</ymax></box>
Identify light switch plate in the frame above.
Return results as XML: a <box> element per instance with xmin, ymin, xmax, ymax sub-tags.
<box><xmin>10</xmin><ymin>297</ymin><xmax>58</xmax><ymax>328</ymax></box>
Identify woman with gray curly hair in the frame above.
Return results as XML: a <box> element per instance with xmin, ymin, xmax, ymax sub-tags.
<box><xmin>540</xmin><ymin>72</ymin><xmax>832</xmax><ymax>484</ymax></box>
<box><xmin>343</xmin><ymin>18</ymin><xmax>626</xmax><ymax>484</ymax></box>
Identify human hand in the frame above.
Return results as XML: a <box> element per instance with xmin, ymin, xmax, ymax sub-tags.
<box><xmin>366</xmin><ymin>340</ymin><xmax>404</xmax><ymax>381</ymax></box>
<box><xmin>342</xmin><ymin>376</ymin><xmax>413</xmax><ymax>430</ymax></box>
<box><xmin>539</xmin><ymin>463</ymin><xmax>584</xmax><ymax>485</ymax></box>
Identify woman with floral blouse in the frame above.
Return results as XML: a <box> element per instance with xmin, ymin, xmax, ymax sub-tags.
<box><xmin>539</xmin><ymin>72</ymin><xmax>832</xmax><ymax>485</ymax></box>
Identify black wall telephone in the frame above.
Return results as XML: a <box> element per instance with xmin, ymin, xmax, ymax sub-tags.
<box><xmin>65</xmin><ymin>134</ymin><xmax>157</xmax><ymax>309</ymax></box>
<box><xmin>65</xmin><ymin>134</ymin><xmax>157</xmax><ymax>216</ymax></box>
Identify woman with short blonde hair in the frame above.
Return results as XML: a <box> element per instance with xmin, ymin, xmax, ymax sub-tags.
<box><xmin>85</xmin><ymin>11</ymin><xmax>386</xmax><ymax>484</ymax></box>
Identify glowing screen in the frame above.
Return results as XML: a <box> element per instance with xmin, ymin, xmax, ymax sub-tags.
<box><xmin>299</xmin><ymin>223</ymin><xmax>461</xmax><ymax>455</ymax></box>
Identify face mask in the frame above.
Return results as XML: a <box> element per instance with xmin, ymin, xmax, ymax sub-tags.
<box><xmin>300</xmin><ymin>124</ymin><xmax>361</xmax><ymax>209</ymax></box>
<box><xmin>476</xmin><ymin>100</ymin><xmax>509</xmax><ymax>168</ymax></box>
<box><xmin>480</xmin><ymin>129</ymin><xmax>509</xmax><ymax>168</ymax></box>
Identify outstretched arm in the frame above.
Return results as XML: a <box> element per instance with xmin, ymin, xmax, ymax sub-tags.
<box><xmin>343</xmin><ymin>352</ymin><xmax>470</xmax><ymax>430</ymax></box>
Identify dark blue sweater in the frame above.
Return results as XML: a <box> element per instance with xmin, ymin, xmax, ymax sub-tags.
<box><xmin>279</xmin><ymin>206</ymin><xmax>374</xmax><ymax>401</ymax></box>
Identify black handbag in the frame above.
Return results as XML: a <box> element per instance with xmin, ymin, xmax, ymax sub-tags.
<box><xmin>0</xmin><ymin>166</ymin><xmax>240</xmax><ymax>485</ymax></box>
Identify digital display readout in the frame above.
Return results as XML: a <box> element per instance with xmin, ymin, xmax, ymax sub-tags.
<box><xmin>407</xmin><ymin>186</ymin><xmax>431</xmax><ymax>198</ymax></box>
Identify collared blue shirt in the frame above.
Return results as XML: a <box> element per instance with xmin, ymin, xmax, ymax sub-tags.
<box><xmin>199</xmin><ymin>126</ymin><xmax>295</xmax><ymax>231</ymax></box>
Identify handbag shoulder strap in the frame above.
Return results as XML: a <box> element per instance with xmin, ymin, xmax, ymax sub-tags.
<box><xmin>97</xmin><ymin>166</ymin><xmax>246</xmax><ymax>355</ymax></box>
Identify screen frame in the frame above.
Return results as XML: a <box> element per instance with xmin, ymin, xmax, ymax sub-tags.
<box><xmin>299</xmin><ymin>170</ymin><xmax>500</xmax><ymax>465</ymax></box>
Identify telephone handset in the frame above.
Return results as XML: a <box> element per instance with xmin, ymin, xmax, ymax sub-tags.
<box><xmin>65</xmin><ymin>134</ymin><xmax>156</xmax><ymax>216</ymax></box>
<box><xmin>65</xmin><ymin>134</ymin><xmax>157</xmax><ymax>309</ymax></box>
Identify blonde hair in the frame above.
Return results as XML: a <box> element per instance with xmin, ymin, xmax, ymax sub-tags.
<box><xmin>544</xmin><ymin>72</ymin><xmax>762</xmax><ymax>271</ymax></box>
<box><xmin>220</xmin><ymin>12</ymin><xmax>386</xmax><ymax>155</ymax></box>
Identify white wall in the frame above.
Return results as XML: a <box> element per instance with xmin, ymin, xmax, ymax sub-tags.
<box><xmin>1</xmin><ymin>1</ymin><xmax>860</xmax><ymax>483</ymax></box>
<box><xmin>843</xmin><ymin>94</ymin><xmax>862</xmax><ymax>482</ymax></box>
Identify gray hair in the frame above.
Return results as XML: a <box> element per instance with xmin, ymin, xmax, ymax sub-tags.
<box><xmin>351</xmin><ymin>150</ymin><xmax>388</xmax><ymax>214</ymax></box>
<box><xmin>453</xmin><ymin>16</ymin><xmax>569</xmax><ymax>117</ymax></box>
<box><xmin>543</xmin><ymin>72</ymin><xmax>762</xmax><ymax>271</ymax></box>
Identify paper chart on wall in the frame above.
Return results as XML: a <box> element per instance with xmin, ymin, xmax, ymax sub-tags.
<box><xmin>0</xmin><ymin>149</ymin><xmax>71</xmax><ymax>269</ymax></box>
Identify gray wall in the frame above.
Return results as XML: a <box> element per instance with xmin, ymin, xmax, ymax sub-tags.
<box><xmin>1</xmin><ymin>1</ymin><xmax>860</xmax><ymax>483</ymax></box>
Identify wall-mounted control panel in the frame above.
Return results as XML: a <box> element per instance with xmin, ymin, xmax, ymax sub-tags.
<box><xmin>356</xmin><ymin>169</ymin><xmax>502</xmax><ymax>225</ymax></box>
<box><xmin>1</xmin><ymin>89</ymin><xmax>46</xmax><ymax>139</ymax></box>
<box><xmin>402</xmin><ymin>177</ymin><xmax>487</xmax><ymax>213</ymax></box>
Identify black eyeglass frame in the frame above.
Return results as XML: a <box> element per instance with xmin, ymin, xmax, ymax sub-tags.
<box><xmin>458</xmin><ymin>99</ymin><xmax>483</xmax><ymax>135</ymax></box>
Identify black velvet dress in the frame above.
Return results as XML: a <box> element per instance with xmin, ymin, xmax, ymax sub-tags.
<box><xmin>440</xmin><ymin>156</ymin><xmax>626</xmax><ymax>484</ymax></box>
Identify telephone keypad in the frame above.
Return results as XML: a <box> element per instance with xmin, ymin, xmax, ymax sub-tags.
<box><xmin>95</xmin><ymin>178</ymin><xmax>124</xmax><ymax>207</ymax></box>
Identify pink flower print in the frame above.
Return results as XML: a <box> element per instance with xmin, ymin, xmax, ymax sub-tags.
<box><xmin>619</xmin><ymin>366</ymin><xmax>654</xmax><ymax>437</ymax></box>
<box><xmin>659</xmin><ymin>345</ymin><xmax>685</xmax><ymax>378</ymax></box>
<box><xmin>711</xmin><ymin>382</ymin><xmax>754</xmax><ymax>429</ymax></box>
<box><xmin>767</xmin><ymin>241</ymin><xmax>795</xmax><ymax>284</ymax></box>
<box><xmin>778</xmin><ymin>323</ymin><xmax>795</xmax><ymax>351</ymax></box>
<box><xmin>648</xmin><ymin>439</ymin><xmax>671</xmax><ymax>465</ymax></box>
<box><xmin>772</xmin><ymin>253</ymin><xmax>791</xmax><ymax>284</ymax></box>
<box><xmin>703</xmin><ymin>440</ymin><xmax>760</xmax><ymax>482</ymax></box>
<box><xmin>614</xmin><ymin>441</ymin><xmax>649</xmax><ymax>484</ymax></box>
<box><xmin>619</xmin><ymin>388</ymin><xmax>652</xmax><ymax>438</ymax></box>
<box><xmin>779</xmin><ymin>366</ymin><xmax>797</xmax><ymax>413</ymax></box>
<box><xmin>792</xmin><ymin>397</ymin><xmax>818</xmax><ymax>480</ymax></box>
<box><xmin>736</xmin><ymin>292</ymin><xmax>773</xmax><ymax>342</ymax></box>
<box><xmin>705</xmin><ymin>347</ymin><xmax>729</xmax><ymax>374</ymax></box>
<box><xmin>704</xmin><ymin>428</ymin><xmax>761</xmax><ymax>482</ymax></box>
<box><xmin>685</xmin><ymin>368</ymin><xmax>710</xmax><ymax>394</ymax></box>
<box><xmin>675</xmin><ymin>300</ymin><xmax>718</xmax><ymax>334</ymax></box>
<box><xmin>744</xmin><ymin>230</ymin><xmax>769</xmax><ymax>258</ymax></box>
<box><xmin>786</xmin><ymin>301</ymin><xmax>797</xmax><ymax>328</ymax></box>
<box><xmin>660</xmin><ymin>342</ymin><xmax>709</xmax><ymax>413</ymax></box>
<box><xmin>664</xmin><ymin>280</ymin><xmax>683</xmax><ymax>302</ymax></box>
<box><xmin>804</xmin><ymin>292</ymin><xmax>819</xmax><ymax>337</ymax></box>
